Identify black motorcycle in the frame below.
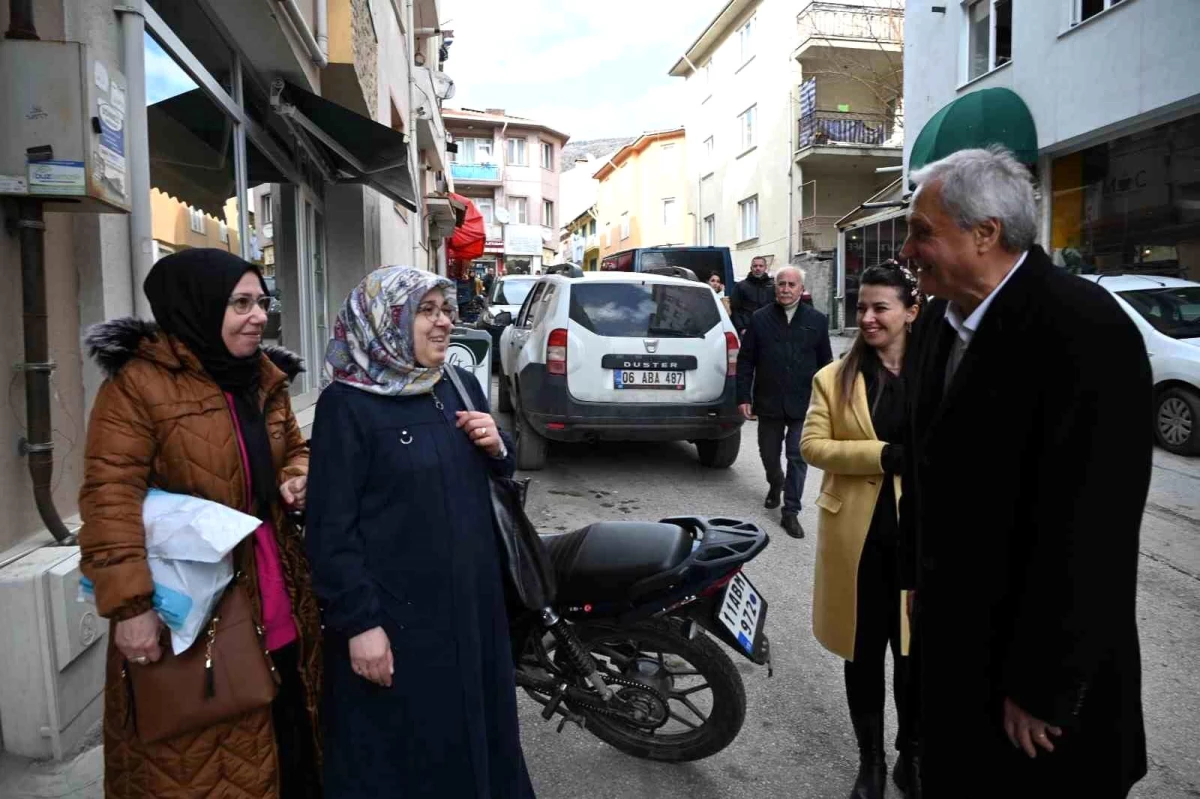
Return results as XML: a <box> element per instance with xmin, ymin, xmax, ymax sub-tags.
<box><xmin>511</xmin><ymin>516</ymin><xmax>771</xmax><ymax>763</ymax></box>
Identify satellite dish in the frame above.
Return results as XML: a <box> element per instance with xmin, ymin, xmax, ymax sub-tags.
<box><xmin>432</xmin><ymin>71</ymin><xmax>456</xmax><ymax>101</ymax></box>
<box><xmin>495</xmin><ymin>207</ymin><xmax>511</xmax><ymax>224</ymax></box>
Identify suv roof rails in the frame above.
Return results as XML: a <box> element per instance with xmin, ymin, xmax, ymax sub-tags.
<box><xmin>644</xmin><ymin>265</ymin><xmax>699</xmax><ymax>281</ymax></box>
<box><xmin>545</xmin><ymin>262</ymin><xmax>585</xmax><ymax>278</ymax></box>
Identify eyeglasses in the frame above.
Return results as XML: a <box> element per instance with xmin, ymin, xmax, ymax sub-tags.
<box><xmin>416</xmin><ymin>302</ymin><xmax>458</xmax><ymax>324</ymax></box>
<box><xmin>228</xmin><ymin>294</ymin><xmax>272</xmax><ymax>315</ymax></box>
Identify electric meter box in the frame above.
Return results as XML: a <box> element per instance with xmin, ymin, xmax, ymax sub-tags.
<box><xmin>0</xmin><ymin>546</ymin><xmax>108</xmax><ymax>760</ymax></box>
<box><xmin>0</xmin><ymin>39</ymin><xmax>131</xmax><ymax>213</ymax></box>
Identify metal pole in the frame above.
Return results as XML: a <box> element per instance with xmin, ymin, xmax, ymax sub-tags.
<box><xmin>16</xmin><ymin>200</ymin><xmax>71</xmax><ymax>544</ymax></box>
<box><xmin>232</xmin><ymin>55</ymin><xmax>250</xmax><ymax>259</ymax></box>
<box><xmin>116</xmin><ymin>1</ymin><xmax>154</xmax><ymax>318</ymax></box>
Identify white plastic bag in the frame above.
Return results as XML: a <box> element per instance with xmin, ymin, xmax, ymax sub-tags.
<box><xmin>77</xmin><ymin>490</ymin><xmax>262</xmax><ymax>654</ymax></box>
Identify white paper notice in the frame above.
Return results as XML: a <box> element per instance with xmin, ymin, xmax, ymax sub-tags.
<box><xmin>94</xmin><ymin>60</ymin><xmax>110</xmax><ymax>94</ymax></box>
<box><xmin>0</xmin><ymin>175</ymin><xmax>29</xmax><ymax>194</ymax></box>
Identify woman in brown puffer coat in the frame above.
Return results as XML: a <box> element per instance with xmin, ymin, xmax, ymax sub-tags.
<box><xmin>78</xmin><ymin>249</ymin><xmax>322</xmax><ymax>799</ymax></box>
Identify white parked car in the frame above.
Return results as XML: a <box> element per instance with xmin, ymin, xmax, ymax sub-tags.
<box><xmin>1080</xmin><ymin>274</ymin><xmax>1200</xmax><ymax>455</ymax></box>
<box><xmin>496</xmin><ymin>271</ymin><xmax>744</xmax><ymax>470</ymax></box>
<box><xmin>478</xmin><ymin>274</ymin><xmax>540</xmax><ymax>362</ymax></box>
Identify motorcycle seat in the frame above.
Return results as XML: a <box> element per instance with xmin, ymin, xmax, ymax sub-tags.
<box><xmin>540</xmin><ymin>521</ymin><xmax>693</xmax><ymax>604</ymax></box>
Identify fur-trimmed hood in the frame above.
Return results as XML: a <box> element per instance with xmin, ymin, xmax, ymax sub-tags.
<box><xmin>84</xmin><ymin>317</ymin><xmax>305</xmax><ymax>381</ymax></box>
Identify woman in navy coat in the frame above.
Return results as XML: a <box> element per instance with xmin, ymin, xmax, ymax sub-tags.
<box><xmin>306</xmin><ymin>266</ymin><xmax>534</xmax><ymax>798</ymax></box>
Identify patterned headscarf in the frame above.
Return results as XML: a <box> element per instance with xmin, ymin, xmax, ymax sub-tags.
<box><xmin>324</xmin><ymin>266</ymin><xmax>455</xmax><ymax>396</ymax></box>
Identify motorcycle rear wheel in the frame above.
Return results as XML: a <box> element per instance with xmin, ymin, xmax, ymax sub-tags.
<box><xmin>571</xmin><ymin>618</ymin><xmax>746</xmax><ymax>763</ymax></box>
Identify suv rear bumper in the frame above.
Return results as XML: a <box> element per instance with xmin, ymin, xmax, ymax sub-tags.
<box><xmin>517</xmin><ymin>366</ymin><xmax>744</xmax><ymax>443</ymax></box>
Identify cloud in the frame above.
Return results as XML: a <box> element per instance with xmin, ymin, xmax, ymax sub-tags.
<box><xmin>144</xmin><ymin>34</ymin><xmax>196</xmax><ymax>105</ymax></box>
<box><xmin>443</xmin><ymin>0</ymin><xmax>725</xmax><ymax>139</ymax></box>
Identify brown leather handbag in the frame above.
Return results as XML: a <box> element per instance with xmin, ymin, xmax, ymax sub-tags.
<box><xmin>123</xmin><ymin>576</ymin><xmax>280</xmax><ymax>744</ymax></box>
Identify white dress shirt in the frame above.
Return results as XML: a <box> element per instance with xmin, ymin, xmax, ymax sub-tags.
<box><xmin>943</xmin><ymin>251</ymin><xmax>1028</xmax><ymax>388</ymax></box>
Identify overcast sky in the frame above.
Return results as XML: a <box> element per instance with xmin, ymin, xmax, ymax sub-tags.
<box><xmin>145</xmin><ymin>0</ymin><xmax>728</xmax><ymax>141</ymax></box>
<box><xmin>443</xmin><ymin>0</ymin><xmax>727</xmax><ymax>141</ymax></box>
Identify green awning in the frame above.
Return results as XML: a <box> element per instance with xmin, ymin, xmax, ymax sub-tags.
<box><xmin>909</xmin><ymin>87</ymin><xmax>1038</xmax><ymax>171</ymax></box>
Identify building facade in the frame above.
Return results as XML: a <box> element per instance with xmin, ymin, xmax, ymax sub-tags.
<box><xmin>444</xmin><ymin>108</ymin><xmax>569</xmax><ymax>274</ymax></box>
<box><xmin>904</xmin><ymin>0</ymin><xmax>1200</xmax><ymax>281</ymax></box>
<box><xmin>594</xmin><ymin>129</ymin><xmax>693</xmax><ymax>259</ymax></box>
<box><xmin>670</xmin><ymin>0</ymin><xmax>903</xmax><ymax>318</ymax></box>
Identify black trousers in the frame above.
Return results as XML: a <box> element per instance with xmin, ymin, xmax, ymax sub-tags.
<box><xmin>844</xmin><ymin>521</ymin><xmax>912</xmax><ymax>750</ymax></box>
<box><xmin>756</xmin><ymin>417</ymin><xmax>808</xmax><ymax>515</ymax></box>
<box><xmin>271</xmin><ymin>642</ymin><xmax>321</xmax><ymax>799</ymax></box>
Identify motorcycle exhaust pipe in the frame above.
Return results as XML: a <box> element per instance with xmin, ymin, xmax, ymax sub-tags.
<box><xmin>540</xmin><ymin>608</ymin><xmax>612</xmax><ymax>701</ymax></box>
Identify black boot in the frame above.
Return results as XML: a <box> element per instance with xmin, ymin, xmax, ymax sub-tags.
<box><xmin>848</xmin><ymin>712</ymin><xmax>886</xmax><ymax>799</ymax></box>
<box><xmin>764</xmin><ymin>478</ymin><xmax>783</xmax><ymax>509</ymax></box>
<box><xmin>892</xmin><ymin>744</ymin><xmax>922</xmax><ymax>798</ymax></box>
<box><xmin>780</xmin><ymin>512</ymin><xmax>805</xmax><ymax>539</ymax></box>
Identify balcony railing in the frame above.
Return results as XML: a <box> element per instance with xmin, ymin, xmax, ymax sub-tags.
<box><xmin>450</xmin><ymin>163</ymin><xmax>501</xmax><ymax>182</ymax></box>
<box><xmin>798</xmin><ymin>110</ymin><xmax>894</xmax><ymax>148</ymax></box>
<box><xmin>796</xmin><ymin>2</ymin><xmax>903</xmax><ymax>51</ymax></box>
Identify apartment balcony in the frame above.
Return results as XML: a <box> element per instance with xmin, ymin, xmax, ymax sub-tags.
<box><xmin>794</xmin><ymin>2</ymin><xmax>903</xmax><ymax>62</ymax></box>
<box><xmin>450</xmin><ymin>163</ymin><xmax>503</xmax><ymax>185</ymax></box>
<box><xmin>795</xmin><ymin>109</ymin><xmax>901</xmax><ymax>169</ymax></box>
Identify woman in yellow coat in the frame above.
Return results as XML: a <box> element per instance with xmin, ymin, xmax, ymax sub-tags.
<box><xmin>801</xmin><ymin>263</ymin><xmax>921</xmax><ymax>799</ymax></box>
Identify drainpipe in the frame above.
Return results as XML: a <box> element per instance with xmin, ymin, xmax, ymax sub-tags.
<box><xmin>277</xmin><ymin>0</ymin><xmax>328</xmax><ymax>67</ymax></box>
<box><xmin>115</xmin><ymin>0</ymin><xmax>153</xmax><ymax>319</ymax></box>
<box><xmin>7</xmin><ymin>2</ymin><xmax>71</xmax><ymax>545</ymax></box>
<box><xmin>787</xmin><ymin>85</ymin><xmax>795</xmax><ymax>263</ymax></box>
<box><xmin>407</xmin><ymin>0</ymin><xmax>422</xmax><ymax>271</ymax></box>
<box><xmin>315</xmin><ymin>0</ymin><xmax>328</xmax><ymax>62</ymax></box>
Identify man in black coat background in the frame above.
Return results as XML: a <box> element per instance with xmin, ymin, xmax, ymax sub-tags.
<box><xmin>730</xmin><ymin>255</ymin><xmax>776</xmax><ymax>335</ymax></box>
<box><xmin>898</xmin><ymin>146</ymin><xmax>1150</xmax><ymax>798</ymax></box>
<box><xmin>737</xmin><ymin>266</ymin><xmax>833</xmax><ymax>539</ymax></box>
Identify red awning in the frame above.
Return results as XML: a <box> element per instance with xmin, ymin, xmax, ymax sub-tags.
<box><xmin>447</xmin><ymin>193</ymin><xmax>485</xmax><ymax>263</ymax></box>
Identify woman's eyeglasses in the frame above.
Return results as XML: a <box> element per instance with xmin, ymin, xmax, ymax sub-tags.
<box><xmin>416</xmin><ymin>302</ymin><xmax>458</xmax><ymax>324</ymax></box>
<box><xmin>228</xmin><ymin>295</ymin><xmax>273</xmax><ymax>315</ymax></box>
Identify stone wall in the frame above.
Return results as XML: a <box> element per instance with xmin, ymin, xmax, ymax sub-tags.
<box><xmin>351</xmin><ymin>0</ymin><xmax>378</xmax><ymax>119</ymax></box>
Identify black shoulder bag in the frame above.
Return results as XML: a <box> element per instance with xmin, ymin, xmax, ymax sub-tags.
<box><xmin>443</xmin><ymin>367</ymin><xmax>557</xmax><ymax>610</ymax></box>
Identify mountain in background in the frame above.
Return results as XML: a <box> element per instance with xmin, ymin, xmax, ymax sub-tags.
<box><xmin>561</xmin><ymin>137</ymin><xmax>637</xmax><ymax>172</ymax></box>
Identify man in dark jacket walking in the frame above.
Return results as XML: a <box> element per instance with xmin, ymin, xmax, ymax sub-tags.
<box><xmin>898</xmin><ymin>147</ymin><xmax>1150</xmax><ymax>798</ymax></box>
<box><xmin>730</xmin><ymin>256</ymin><xmax>775</xmax><ymax>334</ymax></box>
<box><xmin>737</xmin><ymin>266</ymin><xmax>833</xmax><ymax>538</ymax></box>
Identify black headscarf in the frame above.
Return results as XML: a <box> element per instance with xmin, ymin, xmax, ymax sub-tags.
<box><xmin>144</xmin><ymin>248</ymin><xmax>278</xmax><ymax>518</ymax></box>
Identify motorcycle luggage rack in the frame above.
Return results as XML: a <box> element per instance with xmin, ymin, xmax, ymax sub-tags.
<box><xmin>626</xmin><ymin>516</ymin><xmax>768</xmax><ymax>601</ymax></box>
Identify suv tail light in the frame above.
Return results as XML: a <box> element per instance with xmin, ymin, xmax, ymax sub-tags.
<box><xmin>547</xmin><ymin>328</ymin><xmax>569</xmax><ymax>375</ymax></box>
<box><xmin>725</xmin><ymin>332</ymin><xmax>739</xmax><ymax>377</ymax></box>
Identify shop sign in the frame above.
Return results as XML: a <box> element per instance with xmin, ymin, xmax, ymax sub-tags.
<box><xmin>504</xmin><ymin>224</ymin><xmax>543</xmax><ymax>257</ymax></box>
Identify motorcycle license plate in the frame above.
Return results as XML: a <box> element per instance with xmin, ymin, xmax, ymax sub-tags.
<box><xmin>717</xmin><ymin>572</ymin><xmax>766</xmax><ymax>657</ymax></box>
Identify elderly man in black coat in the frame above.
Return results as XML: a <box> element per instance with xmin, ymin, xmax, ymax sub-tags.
<box><xmin>737</xmin><ymin>266</ymin><xmax>833</xmax><ymax>539</ymax></box>
<box><xmin>897</xmin><ymin>146</ymin><xmax>1151</xmax><ymax>799</ymax></box>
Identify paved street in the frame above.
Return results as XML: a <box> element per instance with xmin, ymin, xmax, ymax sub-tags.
<box><xmin>502</xmin><ymin>397</ymin><xmax>1200</xmax><ymax>799</ymax></box>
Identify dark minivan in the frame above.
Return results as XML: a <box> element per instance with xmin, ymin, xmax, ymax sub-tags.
<box><xmin>600</xmin><ymin>247</ymin><xmax>735</xmax><ymax>290</ymax></box>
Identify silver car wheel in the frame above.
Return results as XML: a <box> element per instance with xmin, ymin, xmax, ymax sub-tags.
<box><xmin>1158</xmin><ymin>397</ymin><xmax>1193</xmax><ymax>447</ymax></box>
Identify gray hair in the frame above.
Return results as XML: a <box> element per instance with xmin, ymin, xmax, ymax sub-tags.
<box><xmin>909</xmin><ymin>145</ymin><xmax>1037</xmax><ymax>252</ymax></box>
<box><xmin>776</xmin><ymin>266</ymin><xmax>806</xmax><ymax>284</ymax></box>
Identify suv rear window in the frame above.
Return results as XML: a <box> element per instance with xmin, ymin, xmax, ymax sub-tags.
<box><xmin>492</xmin><ymin>278</ymin><xmax>536</xmax><ymax>306</ymax></box>
<box><xmin>569</xmin><ymin>282</ymin><xmax>721</xmax><ymax>338</ymax></box>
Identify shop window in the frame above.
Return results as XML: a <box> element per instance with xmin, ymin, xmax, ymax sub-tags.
<box><xmin>1050</xmin><ymin>114</ymin><xmax>1200</xmax><ymax>281</ymax></box>
<box><xmin>739</xmin><ymin>196</ymin><xmax>758</xmax><ymax>241</ymax></box>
